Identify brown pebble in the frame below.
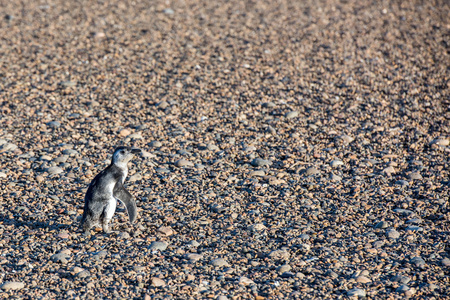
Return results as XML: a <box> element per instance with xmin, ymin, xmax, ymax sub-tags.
<box><xmin>157</xmin><ymin>226</ymin><xmax>174</xmax><ymax>236</ymax></box>
<box><xmin>56</xmin><ymin>232</ymin><xmax>70</xmax><ymax>239</ymax></box>
<box><xmin>119</xmin><ymin>129</ymin><xmax>131</xmax><ymax>137</ymax></box>
<box><xmin>151</xmin><ymin>277</ymin><xmax>166</xmax><ymax>287</ymax></box>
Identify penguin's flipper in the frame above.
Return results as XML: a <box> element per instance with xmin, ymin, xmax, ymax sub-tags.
<box><xmin>113</xmin><ymin>181</ymin><xmax>138</xmax><ymax>223</ymax></box>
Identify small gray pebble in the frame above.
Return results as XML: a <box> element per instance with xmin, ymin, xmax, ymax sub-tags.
<box><xmin>330</xmin><ymin>160</ymin><xmax>344</xmax><ymax>168</ymax></box>
<box><xmin>406</xmin><ymin>218</ymin><xmax>422</xmax><ymax>224</ymax></box>
<box><xmin>54</xmin><ymin>156</ymin><xmax>69</xmax><ymax>163</ymax></box>
<box><xmin>410</xmin><ymin>256</ymin><xmax>425</xmax><ymax>267</ymax></box>
<box><xmin>347</xmin><ymin>288</ymin><xmax>366</xmax><ymax>297</ymax></box>
<box><xmin>405</xmin><ymin>225</ymin><xmax>423</xmax><ymax>232</ymax></box>
<box><xmin>46</xmin><ymin>166</ymin><xmax>64</xmax><ymax>175</ymax></box>
<box><xmin>76</xmin><ymin>270</ymin><xmax>90</xmax><ymax>279</ymax></box>
<box><xmin>189</xmin><ymin>240</ymin><xmax>200</xmax><ymax>247</ymax></box>
<box><xmin>149</xmin><ymin>141</ymin><xmax>162</xmax><ymax>148</ymax></box>
<box><xmin>393</xmin><ymin>208</ymin><xmax>414</xmax><ymax>216</ymax></box>
<box><xmin>163</xmin><ymin>8</ymin><xmax>174</xmax><ymax>14</ymax></box>
<box><xmin>280</xmin><ymin>272</ymin><xmax>295</xmax><ymax>278</ymax></box>
<box><xmin>174</xmin><ymin>159</ymin><xmax>194</xmax><ymax>167</ymax></box>
<box><xmin>60</xmin><ymin>81</ymin><xmax>76</xmax><ymax>87</ymax></box>
<box><xmin>305</xmin><ymin>167</ymin><xmax>320</xmax><ymax>175</ymax></box>
<box><xmin>156</xmin><ymin>101</ymin><xmax>169</xmax><ymax>109</ymax></box>
<box><xmin>408</xmin><ymin>172</ymin><xmax>422</xmax><ymax>180</ymax></box>
<box><xmin>373</xmin><ymin>241</ymin><xmax>384</xmax><ymax>248</ymax></box>
<box><xmin>395</xmin><ymin>180</ymin><xmax>409</xmax><ymax>186</ymax></box>
<box><xmin>391</xmin><ymin>274</ymin><xmax>411</xmax><ymax>284</ymax></box>
<box><xmin>0</xmin><ymin>143</ymin><xmax>18</xmax><ymax>152</ymax></box>
<box><xmin>325</xmin><ymin>270</ymin><xmax>339</xmax><ymax>279</ymax></box>
<box><xmin>47</xmin><ymin>121</ymin><xmax>61</xmax><ymax>128</ymax></box>
<box><xmin>0</xmin><ymin>281</ymin><xmax>25</xmax><ymax>290</ymax></box>
<box><xmin>148</xmin><ymin>241</ymin><xmax>169</xmax><ymax>251</ymax></box>
<box><xmin>92</xmin><ymin>250</ymin><xmax>108</xmax><ymax>261</ymax></box>
<box><xmin>207</xmin><ymin>144</ymin><xmax>219</xmax><ymax>151</ymax></box>
<box><xmin>251</xmin><ymin>158</ymin><xmax>272</xmax><ymax>167</ymax></box>
<box><xmin>262</xmin><ymin>102</ymin><xmax>276</xmax><ymax>108</ymax></box>
<box><xmin>277</xmin><ymin>264</ymin><xmax>291</xmax><ymax>273</ymax></box>
<box><xmin>396</xmin><ymin>284</ymin><xmax>410</xmax><ymax>293</ymax></box>
<box><xmin>51</xmin><ymin>252</ymin><xmax>70</xmax><ymax>264</ymax></box>
<box><xmin>285</xmin><ymin>110</ymin><xmax>299</xmax><ymax>119</ymax></box>
<box><xmin>299</xmin><ymin>234</ymin><xmax>310</xmax><ymax>240</ymax></box>
<box><xmin>441</xmin><ymin>258</ymin><xmax>450</xmax><ymax>267</ymax></box>
<box><xmin>375</xmin><ymin>221</ymin><xmax>389</xmax><ymax>229</ymax></box>
<box><xmin>386</xmin><ymin>228</ymin><xmax>400</xmax><ymax>239</ymax></box>
<box><xmin>155</xmin><ymin>167</ymin><xmax>170</xmax><ymax>174</ymax></box>
<box><xmin>268</xmin><ymin>249</ymin><xmax>290</xmax><ymax>260</ymax></box>
<box><xmin>210</xmin><ymin>258</ymin><xmax>229</xmax><ymax>267</ymax></box>
<box><xmin>129</xmin><ymin>173</ymin><xmax>142</xmax><ymax>182</ymax></box>
<box><xmin>330</xmin><ymin>174</ymin><xmax>342</xmax><ymax>181</ymax></box>
<box><xmin>62</xmin><ymin>149</ymin><xmax>78</xmax><ymax>156</ymax></box>
<box><xmin>119</xmin><ymin>232</ymin><xmax>130</xmax><ymax>239</ymax></box>
<box><xmin>336</xmin><ymin>135</ymin><xmax>354</xmax><ymax>144</ymax></box>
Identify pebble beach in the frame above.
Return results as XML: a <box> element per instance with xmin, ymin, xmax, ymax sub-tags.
<box><xmin>0</xmin><ymin>0</ymin><xmax>449</xmax><ymax>299</ymax></box>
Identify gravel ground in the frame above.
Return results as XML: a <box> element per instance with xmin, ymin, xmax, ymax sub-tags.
<box><xmin>0</xmin><ymin>0</ymin><xmax>449</xmax><ymax>299</ymax></box>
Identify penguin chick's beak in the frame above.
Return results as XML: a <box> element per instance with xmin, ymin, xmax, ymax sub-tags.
<box><xmin>131</xmin><ymin>148</ymin><xmax>142</xmax><ymax>154</ymax></box>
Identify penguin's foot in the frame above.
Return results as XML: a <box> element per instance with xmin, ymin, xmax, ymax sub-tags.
<box><xmin>82</xmin><ymin>231</ymin><xmax>92</xmax><ymax>238</ymax></box>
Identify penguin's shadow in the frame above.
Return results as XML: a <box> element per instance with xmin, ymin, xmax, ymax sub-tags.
<box><xmin>1</xmin><ymin>216</ymin><xmax>72</xmax><ymax>231</ymax></box>
<box><xmin>2</xmin><ymin>202</ymin><xmax>128</xmax><ymax>234</ymax></box>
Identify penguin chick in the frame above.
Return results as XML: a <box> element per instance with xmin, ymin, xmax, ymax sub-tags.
<box><xmin>80</xmin><ymin>146</ymin><xmax>142</xmax><ymax>235</ymax></box>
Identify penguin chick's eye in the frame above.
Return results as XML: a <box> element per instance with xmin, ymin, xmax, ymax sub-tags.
<box><xmin>120</xmin><ymin>150</ymin><xmax>125</xmax><ymax>155</ymax></box>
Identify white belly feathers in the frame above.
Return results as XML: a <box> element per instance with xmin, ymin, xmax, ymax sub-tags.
<box><xmin>105</xmin><ymin>197</ymin><xmax>117</xmax><ymax>221</ymax></box>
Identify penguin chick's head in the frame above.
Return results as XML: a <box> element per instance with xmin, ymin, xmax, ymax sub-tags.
<box><xmin>111</xmin><ymin>146</ymin><xmax>142</xmax><ymax>168</ymax></box>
